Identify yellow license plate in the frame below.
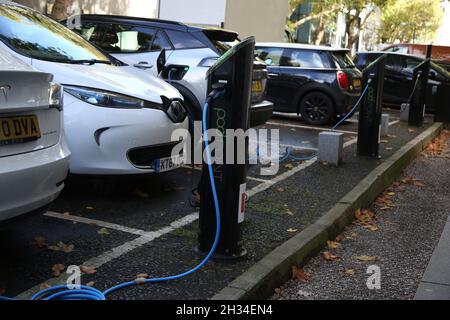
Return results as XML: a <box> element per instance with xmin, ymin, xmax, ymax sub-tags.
<box><xmin>252</xmin><ymin>80</ymin><xmax>263</xmax><ymax>93</ymax></box>
<box><xmin>0</xmin><ymin>115</ymin><xmax>41</xmax><ymax>146</ymax></box>
<box><xmin>353</xmin><ymin>79</ymin><xmax>362</xmax><ymax>88</ymax></box>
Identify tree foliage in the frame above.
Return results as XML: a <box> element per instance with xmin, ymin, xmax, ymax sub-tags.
<box><xmin>379</xmin><ymin>0</ymin><xmax>443</xmax><ymax>43</ymax></box>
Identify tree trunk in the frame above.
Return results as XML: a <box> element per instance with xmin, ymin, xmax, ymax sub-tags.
<box><xmin>345</xmin><ymin>14</ymin><xmax>360</xmax><ymax>51</ymax></box>
<box><xmin>50</xmin><ymin>0</ymin><xmax>72</xmax><ymax>20</ymax></box>
<box><xmin>313</xmin><ymin>18</ymin><xmax>326</xmax><ymax>45</ymax></box>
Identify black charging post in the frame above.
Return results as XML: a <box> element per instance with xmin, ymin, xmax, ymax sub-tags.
<box><xmin>409</xmin><ymin>45</ymin><xmax>432</xmax><ymax>126</ymax></box>
<box><xmin>197</xmin><ymin>37</ymin><xmax>255</xmax><ymax>260</ymax></box>
<box><xmin>357</xmin><ymin>55</ymin><xmax>386</xmax><ymax>158</ymax></box>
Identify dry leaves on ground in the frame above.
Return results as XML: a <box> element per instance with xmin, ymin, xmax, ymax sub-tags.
<box><xmin>327</xmin><ymin>241</ymin><xmax>341</xmax><ymax>249</ymax></box>
<box><xmin>354</xmin><ymin>209</ymin><xmax>379</xmax><ymax>232</ymax></box>
<box><xmin>345</xmin><ymin>269</ymin><xmax>356</xmax><ymax>276</ymax></box>
<box><xmin>51</xmin><ymin>264</ymin><xmax>65</xmax><ymax>277</ymax></box>
<box><xmin>48</xmin><ymin>242</ymin><xmax>75</xmax><ymax>253</ymax></box>
<box><xmin>292</xmin><ymin>266</ymin><xmax>310</xmax><ymax>283</ymax></box>
<box><xmin>356</xmin><ymin>255</ymin><xmax>377</xmax><ymax>262</ymax></box>
<box><xmin>323</xmin><ymin>251</ymin><xmax>341</xmax><ymax>262</ymax></box>
<box><xmin>424</xmin><ymin>129</ymin><xmax>450</xmax><ymax>157</ymax></box>
<box><xmin>80</xmin><ymin>266</ymin><xmax>97</xmax><ymax>275</ymax></box>
<box><xmin>98</xmin><ymin>228</ymin><xmax>110</xmax><ymax>235</ymax></box>
<box><xmin>31</xmin><ymin>236</ymin><xmax>47</xmax><ymax>248</ymax></box>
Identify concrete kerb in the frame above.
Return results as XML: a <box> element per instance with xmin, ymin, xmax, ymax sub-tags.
<box><xmin>211</xmin><ymin>122</ymin><xmax>444</xmax><ymax>300</ymax></box>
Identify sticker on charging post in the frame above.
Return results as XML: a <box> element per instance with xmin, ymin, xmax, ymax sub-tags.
<box><xmin>238</xmin><ymin>183</ymin><xmax>246</xmax><ymax>224</ymax></box>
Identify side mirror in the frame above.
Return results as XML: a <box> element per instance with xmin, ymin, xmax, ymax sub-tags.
<box><xmin>157</xmin><ymin>49</ymin><xmax>166</xmax><ymax>75</ymax></box>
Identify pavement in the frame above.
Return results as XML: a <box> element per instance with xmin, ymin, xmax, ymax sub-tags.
<box><xmin>0</xmin><ymin>110</ymin><xmax>440</xmax><ymax>300</ymax></box>
<box><xmin>272</xmin><ymin>130</ymin><xmax>450</xmax><ymax>300</ymax></box>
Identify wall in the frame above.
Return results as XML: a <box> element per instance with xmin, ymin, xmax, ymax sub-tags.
<box><xmin>224</xmin><ymin>0</ymin><xmax>289</xmax><ymax>42</ymax></box>
<box><xmin>159</xmin><ymin>0</ymin><xmax>227</xmax><ymax>26</ymax></box>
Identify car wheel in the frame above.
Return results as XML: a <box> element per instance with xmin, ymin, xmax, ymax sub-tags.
<box><xmin>299</xmin><ymin>92</ymin><xmax>335</xmax><ymax>125</ymax></box>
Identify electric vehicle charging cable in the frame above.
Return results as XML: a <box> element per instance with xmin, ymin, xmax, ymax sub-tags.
<box><xmin>0</xmin><ymin>89</ymin><xmax>226</xmax><ymax>301</ymax></box>
<box><xmin>401</xmin><ymin>72</ymin><xmax>422</xmax><ymax>113</ymax></box>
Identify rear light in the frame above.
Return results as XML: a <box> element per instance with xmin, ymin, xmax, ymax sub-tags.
<box><xmin>337</xmin><ymin>71</ymin><xmax>349</xmax><ymax>90</ymax></box>
<box><xmin>49</xmin><ymin>82</ymin><xmax>64</xmax><ymax>111</ymax></box>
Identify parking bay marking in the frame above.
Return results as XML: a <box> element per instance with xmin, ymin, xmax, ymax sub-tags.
<box><xmin>18</xmin><ymin>137</ymin><xmax>367</xmax><ymax>298</ymax></box>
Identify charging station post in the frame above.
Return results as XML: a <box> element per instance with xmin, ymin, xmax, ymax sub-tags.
<box><xmin>197</xmin><ymin>37</ymin><xmax>255</xmax><ymax>260</ymax></box>
<box><xmin>357</xmin><ymin>55</ymin><xmax>386</xmax><ymax>158</ymax></box>
<box><xmin>409</xmin><ymin>45</ymin><xmax>432</xmax><ymax>126</ymax></box>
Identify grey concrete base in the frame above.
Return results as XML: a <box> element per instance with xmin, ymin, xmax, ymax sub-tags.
<box><xmin>380</xmin><ymin>114</ymin><xmax>390</xmax><ymax>137</ymax></box>
<box><xmin>415</xmin><ymin>218</ymin><xmax>450</xmax><ymax>300</ymax></box>
<box><xmin>400</xmin><ymin>104</ymin><xmax>410</xmax><ymax>122</ymax></box>
<box><xmin>318</xmin><ymin>132</ymin><xmax>344</xmax><ymax>166</ymax></box>
<box><xmin>212</xmin><ymin>122</ymin><xmax>443</xmax><ymax>300</ymax></box>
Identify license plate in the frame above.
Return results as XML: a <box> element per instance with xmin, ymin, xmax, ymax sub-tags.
<box><xmin>154</xmin><ymin>155</ymin><xmax>184</xmax><ymax>173</ymax></box>
<box><xmin>353</xmin><ymin>79</ymin><xmax>362</xmax><ymax>88</ymax></box>
<box><xmin>252</xmin><ymin>80</ymin><xmax>263</xmax><ymax>93</ymax></box>
<box><xmin>0</xmin><ymin>115</ymin><xmax>41</xmax><ymax>146</ymax></box>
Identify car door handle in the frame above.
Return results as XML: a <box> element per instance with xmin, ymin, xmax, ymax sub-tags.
<box><xmin>134</xmin><ymin>62</ymin><xmax>153</xmax><ymax>70</ymax></box>
<box><xmin>268</xmin><ymin>73</ymin><xmax>279</xmax><ymax>77</ymax></box>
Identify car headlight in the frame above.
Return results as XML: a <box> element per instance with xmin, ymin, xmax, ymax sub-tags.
<box><xmin>198</xmin><ymin>57</ymin><xmax>219</xmax><ymax>68</ymax></box>
<box><xmin>64</xmin><ymin>85</ymin><xmax>160</xmax><ymax>109</ymax></box>
<box><xmin>49</xmin><ymin>82</ymin><xmax>64</xmax><ymax>111</ymax></box>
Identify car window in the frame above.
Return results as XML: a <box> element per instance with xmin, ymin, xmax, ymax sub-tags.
<box><xmin>331</xmin><ymin>51</ymin><xmax>355</xmax><ymax>68</ymax></box>
<box><xmin>255</xmin><ymin>47</ymin><xmax>283</xmax><ymax>66</ymax></box>
<box><xmin>84</xmin><ymin>24</ymin><xmax>172</xmax><ymax>53</ymax></box>
<box><xmin>165</xmin><ymin>29</ymin><xmax>206</xmax><ymax>49</ymax></box>
<box><xmin>0</xmin><ymin>4</ymin><xmax>111</xmax><ymax>64</ymax></box>
<box><xmin>281</xmin><ymin>49</ymin><xmax>330</xmax><ymax>68</ymax></box>
<box><xmin>386</xmin><ymin>55</ymin><xmax>403</xmax><ymax>69</ymax></box>
<box><xmin>403</xmin><ymin>57</ymin><xmax>421</xmax><ymax>72</ymax></box>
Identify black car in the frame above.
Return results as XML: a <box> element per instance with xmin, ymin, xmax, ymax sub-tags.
<box><xmin>63</xmin><ymin>14</ymin><xmax>274</xmax><ymax>127</ymax></box>
<box><xmin>354</xmin><ymin>51</ymin><xmax>450</xmax><ymax>111</ymax></box>
<box><xmin>255</xmin><ymin>43</ymin><xmax>363</xmax><ymax>125</ymax></box>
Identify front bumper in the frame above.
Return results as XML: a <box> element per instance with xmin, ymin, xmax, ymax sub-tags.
<box><xmin>250</xmin><ymin>100</ymin><xmax>274</xmax><ymax>127</ymax></box>
<box><xmin>64</xmin><ymin>95</ymin><xmax>188</xmax><ymax>175</ymax></box>
<box><xmin>0</xmin><ymin>138</ymin><xmax>70</xmax><ymax>222</ymax></box>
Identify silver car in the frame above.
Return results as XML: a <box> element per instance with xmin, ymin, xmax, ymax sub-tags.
<box><xmin>0</xmin><ymin>47</ymin><xmax>70</xmax><ymax>222</ymax></box>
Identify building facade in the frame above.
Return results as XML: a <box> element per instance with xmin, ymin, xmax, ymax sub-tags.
<box><xmin>13</xmin><ymin>0</ymin><xmax>289</xmax><ymax>42</ymax></box>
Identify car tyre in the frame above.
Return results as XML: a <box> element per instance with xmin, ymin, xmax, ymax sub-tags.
<box><xmin>299</xmin><ymin>91</ymin><xmax>335</xmax><ymax>125</ymax></box>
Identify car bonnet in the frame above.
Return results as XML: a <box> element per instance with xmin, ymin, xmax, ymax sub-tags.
<box><xmin>30</xmin><ymin>59</ymin><xmax>182</xmax><ymax>104</ymax></box>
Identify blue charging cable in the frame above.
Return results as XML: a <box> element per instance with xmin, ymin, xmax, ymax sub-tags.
<box><xmin>0</xmin><ymin>90</ymin><xmax>225</xmax><ymax>301</ymax></box>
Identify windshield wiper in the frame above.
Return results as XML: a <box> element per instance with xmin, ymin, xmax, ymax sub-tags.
<box><xmin>69</xmin><ymin>59</ymin><xmax>112</xmax><ymax>65</ymax></box>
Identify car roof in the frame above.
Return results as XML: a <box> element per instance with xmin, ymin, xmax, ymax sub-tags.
<box><xmin>256</xmin><ymin>42</ymin><xmax>349</xmax><ymax>52</ymax></box>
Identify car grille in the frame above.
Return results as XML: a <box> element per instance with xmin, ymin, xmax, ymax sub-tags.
<box><xmin>127</xmin><ymin>142</ymin><xmax>181</xmax><ymax>168</ymax></box>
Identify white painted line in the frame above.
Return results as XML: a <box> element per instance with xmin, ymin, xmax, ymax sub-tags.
<box><xmin>18</xmin><ymin>136</ymin><xmax>361</xmax><ymax>299</ymax></box>
<box><xmin>44</xmin><ymin>212</ymin><xmax>148</xmax><ymax>236</ymax></box>
<box><xmin>16</xmin><ymin>212</ymin><xmax>199</xmax><ymax>299</ymax></box>
<box><xmin>266</xmin><ymin>121</ymin><xmax>358</xmax><ymax>135</ymax></box>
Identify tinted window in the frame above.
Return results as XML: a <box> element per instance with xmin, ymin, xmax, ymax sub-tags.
<box><xmin>82</xmin><ymin>23</ymin><xmax>172</xmax><ymax>53</ymax></box>
<box><xmin>331</xmin><ymin>51</ymin><xmax>355</xmax><ymax>68</ymax></box>
<box><xmin>281</xmin><ymin>49</ymin><xmax>330</xmax><ymax>68</ymax></box>
<box><xmin>255</xmin><ymin>47</ymin><xmax>283</xmax><ymax>66</ymax></box>
<box><xmin>386</xmin><ymin>55</ymin><xmax>403</xmax><ymax>69</ymax></box>
<box><xmin>0</xmin><ymin>5</ymin><xmax>110</xmax><ymax>63</ymax></box>
<box><xmin>403</xmin><ymin>56</ymin><xmax>421</xmax><ymax>72</ymax></box>
<box><xmin>165</xmin><ymin>30</ymin><xmax>206</xmax><ymax>49</ymax></box>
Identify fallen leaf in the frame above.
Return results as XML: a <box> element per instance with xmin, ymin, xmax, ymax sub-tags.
<box><xmin>287</xmin><ymin>228</ymin><xmax>298</xmax><ymax>233</ymax></box>
<box><xmin>327</xmin><ymin>241</ymin><xmax>341</xmax><ymax>249</ymax></box>
<box><xmin>80</xmin><ymin>266</ymin><xmax>97</xmax><ymax>275</ymax></box>
<box><xmin>98</xmin><ymin>228</ymin><xmax>110</xmax><ymax>235</ymax></box>
<box><xmin>380</xmin><ymin>139</ymin><xmax>389</xmax><ymax>144</ymax></box>
<box><xmin>408</xmin><ymin>128</ymin><xmax>416</xmax><ymax>133</ymax></box>
<box><xmin>286</xmin><ymin>209</ymin><xmax>294</xmax><ymax>216</ymax></box>
<box><xmin>48</xmin><ymin>242</ymin><xmax>75</xmax><ymax>253</ymax></box>
<box><xmin>86</xmin><ymin>206</ymin><xmax>95</xmax><ymax>210</ymax></box>
<box><xmin>39</xmin><ymin>283</ymin><xmax>51</xmax><ymax>291</ymax></box>
<box><xmin>387</xmin><ymin>192</ymin><xmax>395</xmax><ymax>196</ymax></box>
<box><xmin>277</xmin><ymin>187</ymin><xmax>285</xmax><ymax>192</ymax></box>
<box><xmin>323</xmin><ymin>251</ymin><xmax>341</xmax><ymax>261</ymax></box>
<box><xmin>335</xmin><ymin>235</ymin><xmax>345</xmax><ymax>242</ymax></box>
<box><xmin>86</xmin><ymin>281</ymin><xmax>95</xmax><ymax>287</ymax></box>
<box><xmin>292</xmin><ymin>266</ymin><xmax>310</xmax><ymax>283</ymax></box>
<box><xmin>136</xmin><ymin>273</ymin><xmax>149</xmax><ymax>279</ymax></box>
<box><xmin>274</xmin><ymin>288</ymin><xmax>283</xmax><ymax>295</ymax></box>
<box><xmin>32</xmin><ymin>236</ymin><xmax>47</xmax><ymax>248</ymax></box>
<box><xmin>345</xmin><ymin>269</ymin><xmax>355</xmax><ymax>276</ymax></box>
<box><xmin>51</xmin><ymin>264</ymin><xmax>65</xmax><ymax>277</ymax></box>
<box><xmin>363</xmin><ymin>225</ymin><xmax>379</xmax><ymax>232</ymax></box>
<box><xmin>284</xmin><ymin>163</ymin><xmax>294</xmax><ymax>170</ymax></box>
<box><xmin>346</xmin><ymin>232</ymin><xmax>358</xmax><ymax>240</ymax></box>
<box><xmin>356</xmin><ymin>255</ymin><xmax>377</xmax><ymax>262</ymax></box>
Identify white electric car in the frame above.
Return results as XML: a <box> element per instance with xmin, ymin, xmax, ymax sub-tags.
<box><xmin>0</xmin><ymin>2</ymin><xmax>188</xmax><ymax>175</ymax></box>
<box><xmin>0</xmin><ymin>47</ymin><xmax>70</xmax><ymax>222</ymax></box>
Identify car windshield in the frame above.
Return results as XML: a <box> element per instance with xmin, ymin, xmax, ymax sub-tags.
<box><xmin>332</xmin><ymin>51</ymin><xmax>355</xmax><ymax>68</ymax></box>
<box><xmin>0</xmin><ymin>4</ymin><xmax>111</xmax><ymax>64</ymax></box>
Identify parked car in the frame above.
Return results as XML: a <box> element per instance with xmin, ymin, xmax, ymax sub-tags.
<box><xmin>354</xmin><ymin>51</ymin><xmax>450</xmax><ymax>112</ymax></box>
<box><xmin>255</xmin><ymin>43</ymin><xmax>363</xmax><ymax>125</ymax></box>
<box><xmin>0</xmin><ymin>2</ymin><xmax>189</xmax><ymax>175</ymax></box>
<box><xmin>382</xmin><ymin>43</ymin><xmax>450</xmax><ymax>72</ymax></box>
<box><xmin>0</xmin><ymin>47</ymin><xmax>70</xmax><ymax>222</ymax></box>
<box><xmin>64</xmin><ymin>14</ymin><xmax>274</xmax><ymax>127</ymax></box>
